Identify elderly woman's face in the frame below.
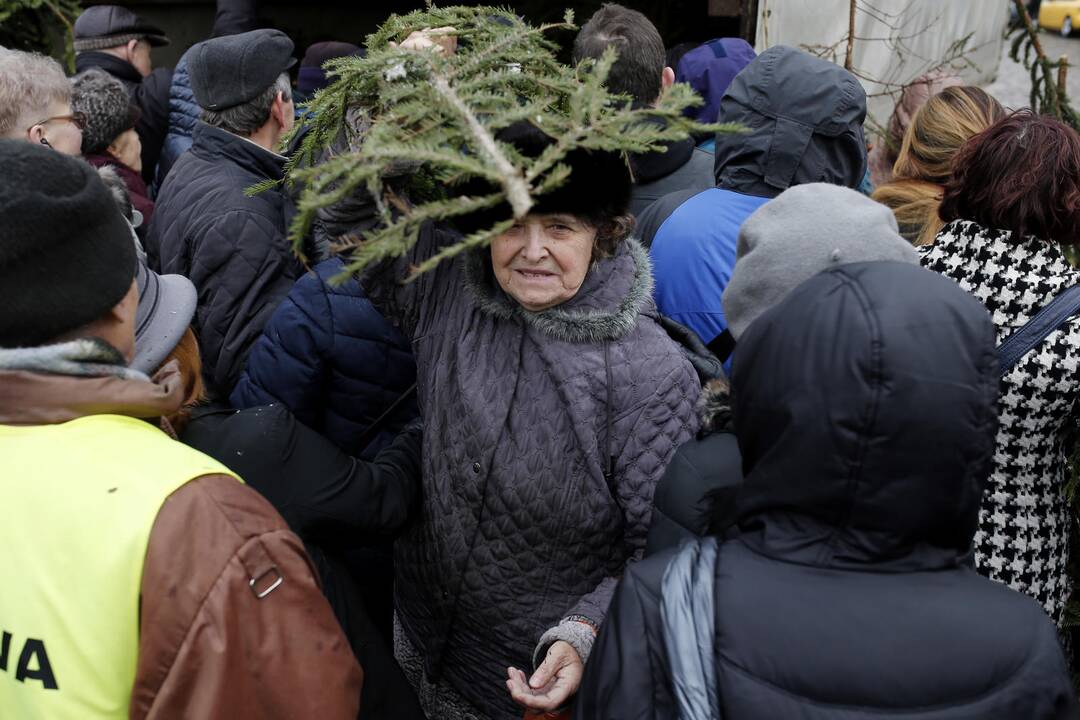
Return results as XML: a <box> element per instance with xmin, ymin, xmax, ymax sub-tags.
<box><xmin>491</xmin><ymin>213</ymin><xmax>596</xmax><ymax>312</ymax></box>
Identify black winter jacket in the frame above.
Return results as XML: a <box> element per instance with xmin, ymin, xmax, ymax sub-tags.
<box><xmin>577</xmin><ymin>262</ymin><xmax>1077</xmax><ymax>720</ymax></box>
<box><xmin>627</xmin><ymin>137</ymin><xmax>714</xmax><ymax>218</ymax></box>
<box><xmin>75</xmin><ymin>51</ymin><xmax>171</xmax><ymax>185</ymax></box>
<box><xmin>148</xmin><ymin>122</ymin><xmax>304</xmax><ymax>398</ymax></box>
<box><xmin>181</xmin><ymin>403</ymin><xmax>425</xmax><ymax>720</ymax></box>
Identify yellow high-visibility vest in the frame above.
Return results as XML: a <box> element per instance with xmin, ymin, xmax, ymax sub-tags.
<box><xmin>0</xmin><ymin>414</ymin><xmax>239</xmax><ymax>719</ymax></box>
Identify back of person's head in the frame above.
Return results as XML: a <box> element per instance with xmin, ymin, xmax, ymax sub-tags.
<box><xmin>0</xmin><ymin>49</ymin><xmax>72</xmax><ymax>140</ymax></box>
<box><xmin>572</xmin><ymin>3</ymin><xmax>666</xmax><ymax>105</ymax></box>
<box><xmin>71</xmin><ymin>68</ymin><xmax>140</xmax><ymax>157</ymax></box>
<box><xmin>868</xmin><ymin>71</ymin><xmax>962</xmax><ymax>186</ymax></box>
<box><xmin>298</xmin><ymin>41</ymin><xmax>363</xmax><ymax>97</ymax></box>
<box><xmin>940</xmin><ymin>111</ymin><xmax>1080</xmax><ymax>246</ymax></box>
<box><xmin>722</xmin><ymin>183</ymin><xmax>918</xmax><ymax>341</ymax></box>
<box><xmin>0</xmin><ymin>139</ymin><xmax>136</xmax><ymax>350</ymax></box>
<box><xmin>674</xmin><ymin>38</ymin><xmax>756</xmax><ymax>124</ymax></box>
<box><xmin>732</xmin><ymin>260</ymin><xmax>998</xmax><ymax>565</ymax></box>
<box><xmin>161</xmin><ymin>327</ymin><xmax>207</xmax><ymax>434</ymax></box>
<box><xmin>872</xmin><ymin>86</ymin><xmax>1005</xmax><ymax>246</ymax></box>
<box><xmin>713</xmin><ymin>46</ymin><xmax>867</xmax><ymax>198</ymax></box>
<box><xmin>188</xmin><ymin>28</ymin><xmax>296</xmax><ymax>137</ymax></box>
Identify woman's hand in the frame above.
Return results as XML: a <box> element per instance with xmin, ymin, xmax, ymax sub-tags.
<box><xmin>505</xmin><ymin>640</ymin><xmax>583</xmax><ymax>713</ymax></box>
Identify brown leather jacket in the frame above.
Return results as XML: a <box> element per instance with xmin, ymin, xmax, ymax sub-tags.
<box><xmin>0</xmin><ymin>363</ymin><xmax>364</xmax><ymax>719</ymax></box>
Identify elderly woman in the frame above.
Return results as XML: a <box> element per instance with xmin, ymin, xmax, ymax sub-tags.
<box><xmin>363</xmin><ymin>121</ymin><xmax>700</xmax><ymax>719</ymax></box>
<box><xmin>71</xmin><ymin>68</ymin><xmax>153</xmax><ymax>229</ymax></box>
<box><xmin>921</xmin><ymin>111</ymin><xmax>1080</xmax><ymax>629</ymax></box>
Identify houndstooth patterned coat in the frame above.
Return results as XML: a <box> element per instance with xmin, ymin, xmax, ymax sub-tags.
<box><xmin>921</xmin><ymin>219</ymin><xmax>1080</xmax><ymax>625</ymax></box>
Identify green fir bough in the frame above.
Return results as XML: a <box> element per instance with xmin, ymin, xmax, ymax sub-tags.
<box><xmin>282</xmin><ymin>4</ymin><xmax>737</xmax><ymax>281</ymax></box>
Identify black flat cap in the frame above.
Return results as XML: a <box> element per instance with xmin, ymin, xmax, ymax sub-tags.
<box><xmin>73</xmin><ymin>6</ymin><xmax>169</xmax><ymax>52</ymax></box>
<box><xmin>189</xmin><ymin>29</ymin><xmax>296</xmax><ymax>111</ymax></box>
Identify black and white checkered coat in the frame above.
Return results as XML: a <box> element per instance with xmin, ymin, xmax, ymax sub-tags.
<box><xmin>922</xmin><ymin>219</ymin><xmax>1080</xmax><ymax>624</ymax></box>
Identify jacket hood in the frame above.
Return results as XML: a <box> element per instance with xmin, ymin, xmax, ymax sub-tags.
<box><xmin>463</xmin><ymin>237</ymin><xmax>655</xmax><ymax>343</ymax></box>
<box><xmin>730</xmin><ymin>262</ymin><xmax>999</xmax><ymax>570</ymax></box>
<box><xmin>713</xmin><ymin>46</ymin><xmax>867</xmax><ymax>199</ymax></box>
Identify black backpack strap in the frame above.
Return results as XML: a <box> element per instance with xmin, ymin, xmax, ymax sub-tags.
<box><xmin>997</xmin><ymin>285</ymin><xmax>1080</xmax><ymax>377</ymax></box>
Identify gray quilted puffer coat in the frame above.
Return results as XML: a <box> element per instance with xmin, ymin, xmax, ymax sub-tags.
<box><xmin>366</xmin><ymin>225</ymin><xmax>700</xmax><ymax>718</ymax></box>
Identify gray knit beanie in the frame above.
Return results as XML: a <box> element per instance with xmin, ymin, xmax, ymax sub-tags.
<box><xmin>722</xmin><ymin>183</ymin><xmax>918</xmax><ymax>340</ymax></box>
<box><xmin>71</xmin><ymin>69</ymin><xmax>139</xmax><ymax>156</ymax></box>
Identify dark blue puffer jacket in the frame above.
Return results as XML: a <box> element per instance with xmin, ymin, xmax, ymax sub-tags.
<box><xmin>155</xmin><ymin>53</ymin><xmax>197</xmax><ymax>188</ymax></box>
<box><xmin>231</xmin><ymin>257</ymin><xmax>417</xmax><ymax>459</ymax></box>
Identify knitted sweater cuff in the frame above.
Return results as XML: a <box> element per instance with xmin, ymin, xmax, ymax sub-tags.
<box><xmin>532</xmin><ymin>617</ymin><xmax>597</xmax><ymax>669</ymax></box>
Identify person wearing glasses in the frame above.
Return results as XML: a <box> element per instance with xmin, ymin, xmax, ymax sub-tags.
<box><xmin>0</xmin><ymin>49</ymin><xmax>84</xmax><ymax>156</ymax></box>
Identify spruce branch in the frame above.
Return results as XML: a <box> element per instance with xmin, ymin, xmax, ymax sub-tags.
<box><xmin>279</xmin><ymin>5</ymin><xmax>732</xmax><ymax>283</ymax></box>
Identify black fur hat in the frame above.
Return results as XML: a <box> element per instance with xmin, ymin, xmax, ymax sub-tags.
<box><xmin>455</xmin><ymin>120</ymin><xmax>632</xmax><ymax>234</ymax></box>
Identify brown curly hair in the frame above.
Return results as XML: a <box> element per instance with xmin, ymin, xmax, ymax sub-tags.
<box><xmin>939</xmin><ymin>111</ymin><xmax>1080</xmax><ymax>245</ymax></box>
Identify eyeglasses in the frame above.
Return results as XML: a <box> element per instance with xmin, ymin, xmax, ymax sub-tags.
<box><xmin>27</xmin><ymin>112</ymin><xmax>87</xmax><ymax>132</ymax></box>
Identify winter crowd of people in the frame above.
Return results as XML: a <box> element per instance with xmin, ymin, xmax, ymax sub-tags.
<box><xmin>2</xmin><ymin>1</ymin><xmax>1080</xmax><ymax>718</ymax></box>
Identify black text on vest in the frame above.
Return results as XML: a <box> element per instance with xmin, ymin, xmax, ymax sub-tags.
<box><xmin>0</xmin><ymin>631</ymin><xmax>58</xmax><ymax>690</ymax></box>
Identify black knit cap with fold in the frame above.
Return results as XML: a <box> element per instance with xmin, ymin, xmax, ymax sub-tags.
<box><xmin>0</xmin><ymin>140</ymin><xmax>136</xmax><ymax>348</ymax></box>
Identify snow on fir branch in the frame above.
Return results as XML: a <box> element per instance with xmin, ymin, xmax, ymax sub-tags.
<box><xmin>276</xmin><ymin>4</ymin><xmax>740</xmax><ymax>281</ymax></box>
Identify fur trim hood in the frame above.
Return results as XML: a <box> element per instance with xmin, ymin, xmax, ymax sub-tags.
<box><xmin>462</xmin><ymin>237</ymin><xmax>656</xmax><ymax>344</ymax></box>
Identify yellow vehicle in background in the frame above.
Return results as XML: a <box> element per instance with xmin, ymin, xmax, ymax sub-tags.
<box><xmin>1040</xmin><ymin>0</ymin><xmax>1080</xmax><ymax>37</ymax></box>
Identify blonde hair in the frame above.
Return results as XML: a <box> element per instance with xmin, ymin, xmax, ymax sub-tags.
<box><xmin>0</xmin><ymin>49</ymin><xmax>72</xmax><ymax>138</ymax></box>
<box><xmin>162</xmin><ymin>327</ymin><xmax>208</xmax><ymax>434</ymax></box>
<box><xmin>872</xmin><ymin>86</ymin><xmax>1005</xmax><ymax>246</ymax></box>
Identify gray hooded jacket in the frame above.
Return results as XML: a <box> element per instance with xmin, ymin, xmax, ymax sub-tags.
<box><xmin>365</xmin><ymin>225</ymin><xmax>700</xmax><ymax>718</ymax></box>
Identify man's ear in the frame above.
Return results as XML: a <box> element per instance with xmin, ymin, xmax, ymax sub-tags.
<box><xmin>272</xmin><ymin>91</ymin><xmax>290</xmax><ymax>127</ymax></box>
<box><xmin>661</xmin><ymin>66</ymin><xmax>676</xmax><ymax>91</ymax></box>
<box><xmin>125</xmin><ymin>39</ymin><xmax>140</xmax><ymax>63</ymax></box>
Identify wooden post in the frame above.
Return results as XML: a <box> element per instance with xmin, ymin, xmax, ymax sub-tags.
<box><xmin>1059</xmin><ymin>55</ymin><xmax>1070</xmax><ymax>100</ymax></box>
<box><xmin>740</xmin><ymin>0</ymin><xmax>760</xmax><ymax>45</ymax></box>
<box><xmin>844</xmin><ymin>0</ymin><xmax>857</xmax><ymax>71</ymax></box>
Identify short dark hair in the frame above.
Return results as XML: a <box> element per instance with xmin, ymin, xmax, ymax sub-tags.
<box><xmin>940</xmin><ymin>111</ymin><xmax>1080</xmax><ymax>245</ymax></box>
<box><xmin>572</xmin><ymin>3</ymin><xmax>666</xmax><ymax>105</ymax></box>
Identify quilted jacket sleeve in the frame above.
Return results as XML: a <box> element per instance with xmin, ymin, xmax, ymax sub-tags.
<box><xmin>230</xmin><ymin>270</ymin><xmax>331</xmax><ymax>432</ymax></box>
<box><xmin>539</xmin><ymin>361</ymin><xmax>699</xmax><ymax>666</ymax></box>
<box><xmin>190</xmin><ymin>211</ymin><xmax>300</xmax><ymax>398</ymax></box>
<box><xmin>361</xmin><ymin>222</ymin><xmax>464</xmax><ymax>340</ymax></box>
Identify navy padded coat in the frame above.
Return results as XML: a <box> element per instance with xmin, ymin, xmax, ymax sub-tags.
<box><xmin>231</xmin><ymin>258</ymin><xmax>417</xmax><ymax>458</ymax></box>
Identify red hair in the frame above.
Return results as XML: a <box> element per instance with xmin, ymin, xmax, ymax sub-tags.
<box><xmin>939</xmin><ymin>111</ymin><xmax>1080</xmax><ymax>245</ymax></box>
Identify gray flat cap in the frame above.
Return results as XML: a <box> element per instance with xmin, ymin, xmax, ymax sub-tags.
<box><xmin>73</xmin><ymin>6</ymin><xmax>169</xmax><ymax>52</ymax></box>
<box><xmin>189</xmin><ymin>29</ymin><xmax>296</xmax><ymax>111</ymax></box>
<box><xmin>722</xmin><ymin>183</ymin><xmax>918</xmax><ymax>340</ymax></box>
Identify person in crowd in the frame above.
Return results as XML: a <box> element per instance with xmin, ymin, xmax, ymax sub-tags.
<box><xmin>296</xmin><ymin>40</ymin><xmax>364</xmax><ymax>106</ymax></box>
<box><xmin>645</xmin><ymin>184</ymin><xmax>917</xmax><ymax>555</ymax></box>
<box><xmin>639</xmin><ymin>46</ymin><xmax>867</xmax><ymax>361</ymax></box>
<box><xmin>867</xmin><ymin>71</ymin><xmax>962</xmax><ymax>189</ymax></box>
<box><xmin>159</xmin><ymin>326</ymin><xmax>425</xmax><ymax>720</ymax></box>
<box><xmin>73</xmin><ymin>5</ymin><xmax>172</xmax><ymax>184</ymax></box>
<box><xmin>155</xmin><ymin>0</ymin><xmax>259</xmax><ymax>187</ymax></box>
<box><xmin>872</xmin><ymin>85</ymin><xmax>1003</xmax><ymax>245</ymax></box>
<box><xmin>0</xmin><ymin>49</ymin><xmax>84</xmax><ymax>155</ymax></box>
<box><xmin>578</xmin><ymin>260</ymin><xmax>1078</xmax><ymax>719</ymax></box>
<box><xmin>0</xmin><ymin>140</ymin><xmax>361</xmax><ymax>719</ymax></box>
<box><xmin>572</xmin><ymin>3</ymin><xmax>714</xmax><ymax>217</ymax></box>
<box><xmin>231</xmin><ymin>191</ymin><xmax>417</xmax><ymax>460</ymax></box>
<box><xmin>921</xmin><ymin>111</ymin><xmax>1080</xmax><ymax>628</ymax></box>
<box><xmin>358</xmin><ymin>117</ymin><xmax>699</xmax><ymax>717</ymax></box>
<box><xmin>149</xmin><ymin>28</ymin><xmax>304</xmax><ymax>400</ymax></box>
<box><xmin>71</xmin><ymin>68</ymin><xmax>155</xmax><ymax>230</ymax></box>
<box><xmin>674</xmin><ymin>37</ymin><xmax>756</xmax><ymax>150</ymax></box>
